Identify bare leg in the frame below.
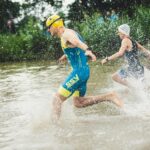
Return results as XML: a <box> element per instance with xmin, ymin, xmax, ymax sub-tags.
<box><xmin>52</xmin><ymin>93</ymin><xmax>66</xmax><ymax>121</ymax></box>
<box><xmin>73</xmin><ymin>91</ymin><xmax>123</xmax><ymax>108</ymax></box>
<box><xmin>52</xmin><ymin>91</ymin><xmax>123</xmax><ymax>121</ymax></box>
<box><xmin>112</xmin><ymin>73</ymin><xmax>129</xmax><ymax>87</ymax></box>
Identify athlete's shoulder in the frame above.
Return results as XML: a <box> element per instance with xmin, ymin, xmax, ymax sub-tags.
<box><xmin>122</xmin><ymin>37</ymin><xmax>132</xmax><ymax>45</ymax></box>
<box><xmin>122</xmin><ymin>37</ymin><xmax>131</xmax><ymax>42</ymax></box>
<box><xmin>65</xmin><ymin>28</ymin><xmax>77</xmax><ymax>33</ymax></box>
<box><xmin>62</xmin><ymin>28</ymin><xmax>78</xmax><ymax>40</ymax></box>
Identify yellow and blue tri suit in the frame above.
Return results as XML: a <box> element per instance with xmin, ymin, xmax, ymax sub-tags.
<box><xmin>58</xmin><ymin>33</ymin><xmax>90</xmax><ymax>98</ymax></box>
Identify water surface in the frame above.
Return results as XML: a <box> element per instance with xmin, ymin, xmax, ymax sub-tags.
<box><xmin>0</xmin><ymin>61</ymin><xmax>150</xmax><ymax>150</ymax></box>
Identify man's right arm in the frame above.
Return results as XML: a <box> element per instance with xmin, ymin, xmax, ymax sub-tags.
<box><xmin>63</xmin><ymin>31</ymin><xmax>96</xmax><ymax>61</ymax></box>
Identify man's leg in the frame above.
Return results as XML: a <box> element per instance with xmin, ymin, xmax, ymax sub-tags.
<box><xmin>73</xmin><ymin>91</ymin><xmax>123</xmax><ymax>108</ymax></box>
<box><xmin>52</xmin><ymin>93</ymin><xmax>67</xmax><ymax>121</ymax></box>
<box><xmin>52</xmin><ymin>68</ymin><xmax>86</xmax><ymax>120</ymax></box>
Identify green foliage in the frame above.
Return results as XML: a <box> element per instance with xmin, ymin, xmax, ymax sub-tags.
<box><xmin>0</xmin><ymin>0</ymin><xmax>64</xmax><ymax>34</ymax></box>
<box><xmin>0</xmin><ymin>35</ymin><xmax>23</xmax><ymax>61</ymax></box>
<box><xmin>0</xmin><ymin>7</ymin><xmax>149</xmax><ymax>62</ymax></box>
<box><xmin>0</xmin><ymin>17</ymin><xmax>62</xmax><ymax>62</ymax></box>
<box><xmin>135</xmin><ymin>6</ymin><xmax>150</xmax><ymax>42</ymax></box>
<box><xmin>67</xmin><ymin>0</ymin><xmax>149</xmax><ymax>22</ymax></box>
<box><xmin>0</xmin><ymin>0</ymin><xmax>20</xmax><ymax>33</ymax></box>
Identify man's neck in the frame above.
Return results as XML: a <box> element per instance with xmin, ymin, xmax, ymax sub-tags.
<box><xmin>58</xmin><ymin>27</ymin><xmax>65</xmax><ymax>37</ymax></box>
<box><xmin>122</xmin><ymin>35</ymin><xmax>129</xmax><ymax>40</ymax></box>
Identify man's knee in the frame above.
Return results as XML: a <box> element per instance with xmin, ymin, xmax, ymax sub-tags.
<box><xmin>112</xmin><ymin>73</ymin><xmax>118</xmax><ymax>81</ymax></box>
<box><xmin>73</xmin><ymin>97</ymin><xmax>83</xmax><ymax>108</ymax></box>
<box><xmin>112</xmin><ymin>73</ymin><xmax>115</xmax><ymax>80</ymax></box>
<box><xmin>53</xmin><ymin>93</ymin><xmax>67</xmax><ymax>104</ymax></box>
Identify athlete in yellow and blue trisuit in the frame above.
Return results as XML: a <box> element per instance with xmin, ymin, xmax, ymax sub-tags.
<box><xmin>59</xmin><ymin>33</ymin><xmax>90</xmax><ymax>98</ymax></box>
<box><xmin>46</xmin><ymin>14</ymin><xmax>123</xmax><ymax>120</ymax></box>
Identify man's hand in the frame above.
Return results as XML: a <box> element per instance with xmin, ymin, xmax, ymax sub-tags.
<box><xmin>85</xmin><ymin>50</ymin><xmax>96</xmax><ymax>62</ymax></box>
<box><xmin>58</xmin><ymin>55</ymin><xmax>67</xmax><ymax>64</ymax></box>
<box><xmin>101</xmin><ymin>58</ymin><xmax>107</xmax><ymax>65</ymax></box>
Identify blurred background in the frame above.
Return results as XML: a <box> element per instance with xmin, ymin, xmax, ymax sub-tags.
<box><xmin>0</xmin><ymin>1</ymin><xmax>150</xmax><ymax>150</ymax></box>
<box><xmin>0</xmin><ymin>0</ymin><xmax>149</xmax><ymax>62</ymax></box>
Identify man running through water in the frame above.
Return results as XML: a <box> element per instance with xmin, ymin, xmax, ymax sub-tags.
<box><xmin>46</xmin><ymin>15</ymin><xmax>123</xmax><ymax>120</ymax></box>
<box><xmin>101</xmin><ymin>24</ymin><xmax>150</xmax><ymax>87</ymax></box>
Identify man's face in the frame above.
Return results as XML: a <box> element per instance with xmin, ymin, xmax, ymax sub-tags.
<box><xmin>117</xmin><ymin>31</ymin><xmax>124</xmax><ymax>39</ymax></box>
<box><xmin>47</xmin><ymin>26</ymin><xmax>58</xmax><ymax>37</ymax></box>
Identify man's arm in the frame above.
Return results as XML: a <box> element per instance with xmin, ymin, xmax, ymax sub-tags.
<box><xmin>63</xmin><ymin>31</ymin><xmax>96</xmax><ymax>61</ymax></box>
<box><xmin>101</xmin><ymin>38</ymin><xmax>128</xmax><ymax>64</ymax></box>
<box><xmin>58</xmin><ymin>54</ymin><xmax>67</xmax><ymax>64</ymax></box>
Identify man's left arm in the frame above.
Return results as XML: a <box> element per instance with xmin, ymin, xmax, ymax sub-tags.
<box><xmin>58</xmin><ymin>54</ymin><xmax>67</xmax><ymax>64</ymax></box>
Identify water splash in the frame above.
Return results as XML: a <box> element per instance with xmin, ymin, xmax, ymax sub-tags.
<box><xmin>108</xmin><ymin>67</ymin><xmax>150</xmax><ymax>118</ymax></box>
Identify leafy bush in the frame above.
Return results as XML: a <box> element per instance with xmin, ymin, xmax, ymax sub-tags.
<box><xmin>0</xmin><ymin>17</ymin><xmax>62</xmax><ymax>62</ymax></box>
<box><xmin>0</xmin><ymin>7</ymin><xmax>149</xmax><ymax>62</ymax></box>
<box><xmin>73</xmin><ymin>12</ymin><xmax>148</xmax><ymax>58</ymax></box>
<box><xmin>135</xmin><ymin>6</ymin><xmax>150</xmax><ymax>42</ymax></box>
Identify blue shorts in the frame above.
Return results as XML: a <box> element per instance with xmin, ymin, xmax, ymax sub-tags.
<box><xmin>58</xmin><ymin>67</ymin><xmax>90</xmax><ymax>98</ymax></box>
<box><xmin>118</xmin><ymin>68</ymin><xmax>128</xmax><ymax>79</ymax></box>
